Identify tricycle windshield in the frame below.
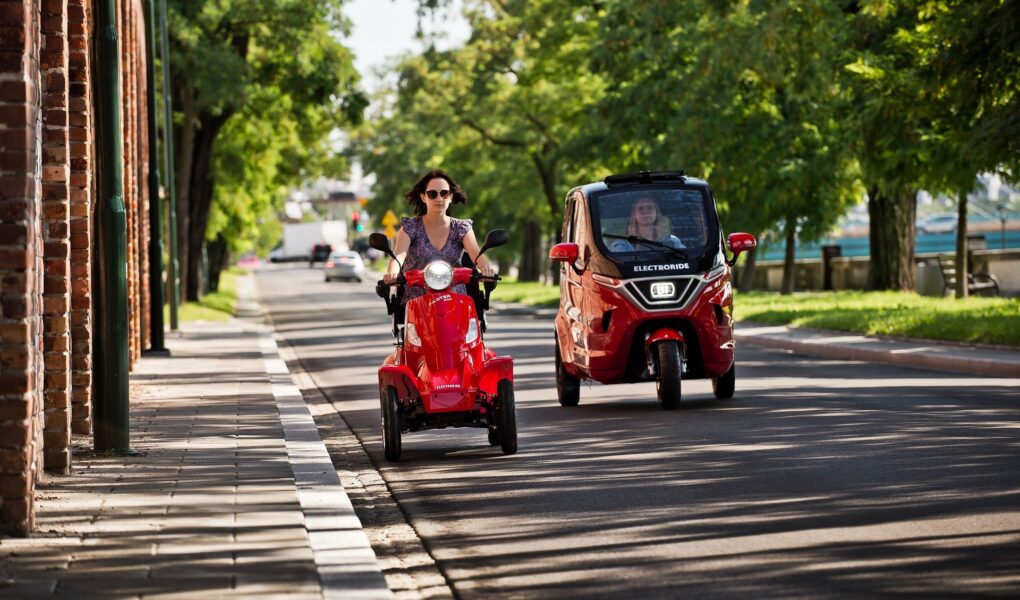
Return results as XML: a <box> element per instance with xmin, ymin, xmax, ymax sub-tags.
<box><xmin>592</xmin><ymin>187</ymin><xmax>714</xmax><ymax>259</ymax></box>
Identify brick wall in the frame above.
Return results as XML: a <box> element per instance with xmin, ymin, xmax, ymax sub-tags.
<box><xmin>40</xmin><ymin>0</ymin><xmax>70</xmax><ymax>474</ymax></box>
<box><xmin>1</xmin><ymin>0</ymin><xmax>156</xmax><ymax>536</ymax></box>
<box><xmin>67</xmin><ymin>0</ymin><xmax>91</xmax><ymax>436</ymax></box>
<box><xmin>0</xmin><ymin>0</ymin><xmax>45</xmax><ymax>537</ymax></box>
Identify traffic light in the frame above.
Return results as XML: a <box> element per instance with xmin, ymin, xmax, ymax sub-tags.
<box><xmin>351</xmin><ymin>211</ymin><xmax>363</xmax><ymax>233</ymax></box>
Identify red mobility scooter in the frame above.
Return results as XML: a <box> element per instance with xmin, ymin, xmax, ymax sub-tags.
<box><xmin>548</xmin><ymin>171</ymin><xmax>757</xmax><ymax>409</ymax></box>
<box><xmin>369</xmin><ymin>231</ymin><xmax>517</xmax><ymax>461</ymax></box>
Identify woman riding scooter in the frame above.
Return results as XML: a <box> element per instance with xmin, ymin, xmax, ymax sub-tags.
<box><xmin>373</xmin><ymin>169</ymin><xmax>516</xmax><ymax>461</ymax></box>
<box><xmin>383</xmin><ymin>169</ymin><xmax>497</xmax><ymax>289</ymax></box>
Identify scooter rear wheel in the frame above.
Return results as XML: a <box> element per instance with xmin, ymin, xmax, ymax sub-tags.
<box><xmin>555</xmin><ymin>338</ymin><xmax>580</xmax><ymax>407</ymax></box>
<box><xmin>712</xmin><ymin>363</ymin><xmax>735</xmax><ymax>399</ymax></box>
<box><xmin>487</xmin><ymin>428</ymin><xmax>499</xmax><ymax>446</ymax></box>
<box><xmin>497</xmin><ymin>379</ymin><xmax>518</xmax><ymax>455</ymax></box>
<box><xmin>382</xmin><ymin>386</ymin><xmax>402</xmax><ymax>461</ymax></box>
<box><xmin>656</xmin><ymin>341</ymin><xmax>682</xmax><ymax>410</ymax></box>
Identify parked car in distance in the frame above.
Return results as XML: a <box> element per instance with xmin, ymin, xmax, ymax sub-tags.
<box><xmin>309</xmin><ymin>243</ymin><xmax>333</xmax><ymax>266</ymax></box>
<box><xmin>324</xmin><ymin>251</ymin><xmax>365</xmax><ymax>282</ymax></box>
<box><xmin>917</xmin><ymin>213</ymin><xmax>958</xmax><ymax>234</ymax></box>
<box><xmin>236</xmin><ymin>254</ymin><xmax>260</xmax><ymax>269</ymax></box>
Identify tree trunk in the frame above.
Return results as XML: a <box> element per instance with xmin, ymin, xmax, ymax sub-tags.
<box><xmin>780</xmin><ymin>220</ymin><xmax>796</xmax><ymax>295</ymax></box>
<box><xmin>868</xmin><ymin>185</ymin><xmax>917</xmax><ymax>291</ymax></box>
<box><xmin>518</xmin><ymin>219</ymin><xmax>542</xmax><ymax>281</ymax></box>
<box><xmin>954</xmin><ymin>188</ymin><xmax>968</xmax><ymax>299</ymax></box>
<box><xmin>174</xmin><ymin>87</ymin><xmax>197</xmax><ymax>303</ymax></box>
<box><xmin>182</xmin><ymin>112</ymin><xmax>229</xmax><ymax>300</ymax></box>
<box><xmin>737</xmin><ymin>246</ymin><xmax>758</xmax><ymax>292</ymax></box>
<box><xmin>531</xmin><ymin>149</ymin><xmax>561</xmax><ymax>284</ymax></box>
<box><xmin>207</xmin><ymin>234</ymin><xmax>229</xmax><ymax>293</ymax></box>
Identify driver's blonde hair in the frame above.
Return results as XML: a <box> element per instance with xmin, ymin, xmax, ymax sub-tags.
<box><xmin>627</xmin><ymin>197</ymin><xmax>669</xmax><ymax>240</ymax></box>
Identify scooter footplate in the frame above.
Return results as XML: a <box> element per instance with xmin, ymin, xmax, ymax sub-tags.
<box><xmin>428</xmin><ymin>390</ymin><xmax>470</xmax><ymax>412</ymax></box>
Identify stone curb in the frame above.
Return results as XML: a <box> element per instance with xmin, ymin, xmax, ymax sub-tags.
<box><xmin>239</xmin><ymin>276</ymin><xmax>394</xmax><ymax>600</ymax></box>
<box><xmin>733</xmin><ymin>324</ymin><xmax>1020</xmax><ymax>379</ymax></box>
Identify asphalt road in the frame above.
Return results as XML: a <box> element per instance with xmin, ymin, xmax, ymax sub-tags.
<box><xmin>256</xmin><ymin>264</ymin><xmax>1020</xmax><ymax>599</ymax></box>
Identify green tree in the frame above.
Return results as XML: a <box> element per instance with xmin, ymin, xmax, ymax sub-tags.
<box><xmin>588</xmin><ymin>1</ymin><xmax>859</xmax><ymax>293</ymax></box>
<box><xmin>353</xmin><ymin>0</ymin><xmax>607</xmax><ymax>280</ymax></box>
<box><xmin>167</xmin><ymin>0</ymin><xmax>364</xmax><ymax>299</ymax></box>
<box><xmin>911</xmin><ymin>0</ymin><xmax>1020</xmax><ymax>297</ymax></box>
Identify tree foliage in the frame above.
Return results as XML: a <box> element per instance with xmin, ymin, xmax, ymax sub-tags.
<box><xmin>166</xmin><ymin>0</ymin><xmax>365</xmax><ymax>298</ymax></box>
<box><xmin>333</xmin><ymin>1</ymin><xmax>1019</xmax><ymax>289</ymax></box>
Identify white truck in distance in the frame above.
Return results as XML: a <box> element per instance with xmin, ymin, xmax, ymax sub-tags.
<box><xmin>270</xmin><ymin>221</ymin><xmax>348</xmax><ymax>262</ymax></box>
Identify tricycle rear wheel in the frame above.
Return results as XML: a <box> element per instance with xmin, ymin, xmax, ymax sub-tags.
<box><xmin>712</xmin><ymin>363</ymin><xmax>735</xmax><ymax>399</ymax></box>
<box><xmin>655</xmin><ymin>341</ymin><xmax>682</xmax><ymax>410</ymax></box>
<box><xmin>497</xmin><ymin>379</ymin><xmax>518</xmax><ymax>455</ymax></box>
<box><xmin>555</xmin><ymin>338</ymin><xmax>580</xmax><ymax>407</ymax></box>
<box><xmin>382</xmin><ymin>386</ymin><xmax>402</xmax><ymax>461</ymax></box>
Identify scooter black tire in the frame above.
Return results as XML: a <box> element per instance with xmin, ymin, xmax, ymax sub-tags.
<box><xmin>555</xmin><ymin>338</ymin><xmax>580</xmax><ymax>407</ymax></box>
<box><xmin>487</xmin><ymin>428</ymin><xmax>499</xmax><ymax>446</ymax></box>
<box><xmin>497</xmin><ymin>379</ymin><xmax>518</xmax><ymax>455</ymax></box>
<box><xmin>712</xmin><ymin>363</ymin><xmax>735</xmax><ymax>399</ymax></box>
<box><xmin>656</xmin><ymin>341</ymin><xmax>682</xmax><ymax>410</ymax></box>
<box><xmin>382</xmin><ymin>386</ymin><xmax>402</xmax><ymax>461</ymax></box>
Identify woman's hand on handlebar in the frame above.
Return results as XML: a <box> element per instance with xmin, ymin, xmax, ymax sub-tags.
<box><xmin>383</xmin><ymin>272</ymin><xmax>399</xmax><ymax>285</ymax></box>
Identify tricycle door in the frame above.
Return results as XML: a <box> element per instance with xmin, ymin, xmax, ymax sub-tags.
<box><xmin>558</xmin><ymin>191</ymin><xmax>593</xmax><ymax>371</ymax></box>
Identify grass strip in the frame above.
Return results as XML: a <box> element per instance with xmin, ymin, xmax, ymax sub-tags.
<box><xmin>167</xmin><ymin>267</ymin><xmax>246</xmax><ymax>322</ymax></box>
<box><xmin>734</xmin><ymin>290</ymin><xmax>1020</xmax><ymax>347</ymax></box>
<box><xmin>489</xmin><ymin>281</ymin><xmax>1020</xmax><ymax>347</ymax></box>
<box><xmin>491</xmin><ymin>280</ymin><xmax>561</xmax><ymax>308</ymax></box>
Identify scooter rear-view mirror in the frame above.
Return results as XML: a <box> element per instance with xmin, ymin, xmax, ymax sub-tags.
<box><xmin>368</xmin><ymin>232</ymin><xmax>395</xmax><ymax>259</ymax></box>
<box><xmin>478</xmin><ymin>229</ymin><xmax>510</xmax><ymax>257</ymax></box>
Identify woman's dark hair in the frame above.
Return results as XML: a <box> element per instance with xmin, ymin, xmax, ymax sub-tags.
<box><xmin>403</xmin><ymin>169</ymin><xmax>467</xmax><ymax>216</ymax></box>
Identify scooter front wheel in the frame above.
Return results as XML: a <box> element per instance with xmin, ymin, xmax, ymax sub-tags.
<box><xmin>382</xmin><ymin>386</ymin><xmax>402</xmax><ymax>461</ymax></box>
<box><xmin>655</xmin><ymin>341</ymin><xmax>682</xmax><ymax>410</ymax></box>
<box><xmin>497</xmin><ymin>379</ymin><xmax>518</xmax><ymax>455</ymax></box>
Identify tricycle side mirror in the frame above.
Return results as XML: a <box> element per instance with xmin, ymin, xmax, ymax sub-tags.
<box><xmin>726</xmin><ymin>232</ymin><xmax>757</xmax><ymax>266</ymax></box>
<box><xmin>368</xmin><ymin>232</ymin><xmax>396</xmax><ymax>259</ymax></box>
<box><xmin>477</xmin><ymin>229</ymin><xmax>510</xmax><ymax>258</ymax></box>
<box><xmin>549</xmin><ymin>242</ymin><xmax>579</xmax><ymax>264</ymax></box>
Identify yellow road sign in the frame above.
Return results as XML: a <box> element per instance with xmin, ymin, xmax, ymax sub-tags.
<box><xmin>382</xmin><ymin>209</ymin><xmax>399</xmax><ymax>227</ymax></box>
<box><xmin>358</xmin><ymin>197</ymin><xmax>369</xmax><ymax>207</ymax></box>
<box><xmin>384</xmin><ymin>224</ymin><xmax>397</xmax><ymax>238</ymax></box>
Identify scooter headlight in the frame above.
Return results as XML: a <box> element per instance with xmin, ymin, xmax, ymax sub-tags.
<box><xmin>423</xmin><ymin>260</ymin><xmax>454</xmax><ymax>291</ymax></box>
<box><xmin>465</xmin><ymin>318</ymin><xmax>479</xmax><ymax>344</ymax></box>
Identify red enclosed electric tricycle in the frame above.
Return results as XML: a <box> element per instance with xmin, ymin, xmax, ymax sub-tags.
<box><xmin>548</xmin><ymin>171</ymin><xmax>757</xmax><ymax>409</ymax></box>
<box><xmin>369</xmin><ymin>231</ymin><xmax>517</xmax><ymax>461</ymax></box>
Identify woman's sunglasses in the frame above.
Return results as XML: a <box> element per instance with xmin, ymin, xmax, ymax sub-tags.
<box><xmin>424</xmin><ymin>189</ymin><xmax>452</xmax><ymax>200</ymax></box>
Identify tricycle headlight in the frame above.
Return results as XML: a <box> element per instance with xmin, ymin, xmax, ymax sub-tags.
<box><xmin>424</xmin><ymin>260</ymin><xmax>454</xmax><ymax>291</ymax></box>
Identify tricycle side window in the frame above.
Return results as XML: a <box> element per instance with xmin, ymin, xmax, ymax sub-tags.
<box><xmin>563</xmin><ymin>195</ymin><xmax>575</xmax><ymax>243</ymax></box>
<box><xmin>593</xmin><ymin>188</ymin><xmax>711</xmax><ymax>256</ymax></box>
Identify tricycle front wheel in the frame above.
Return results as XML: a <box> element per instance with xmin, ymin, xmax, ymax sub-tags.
<box><xmin>655</xmin><ymin>341</ymin><xmax>682</xmax><ymax>410</ymax></box>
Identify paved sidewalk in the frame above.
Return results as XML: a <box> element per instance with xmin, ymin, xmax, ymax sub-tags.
<box><xmin>0</xmin><ymin>304</ymin><xmax>390</xmax><ymax>597</ymax></box>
